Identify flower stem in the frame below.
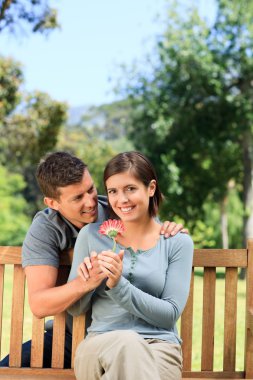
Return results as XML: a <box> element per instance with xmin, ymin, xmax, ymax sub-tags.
<box><xmin>112</xmin><ymin>239</ymin><xmax>116</xmax><ymax>252</ymax></box>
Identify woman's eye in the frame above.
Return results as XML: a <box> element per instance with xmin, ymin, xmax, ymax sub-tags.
<box><xmin>107</xmin><ymin>189</ymin><xmax>116</xmax><ymax>195</ymax></box>
<box><xmin>127</xmin><ymin>186</ymin><xmax>135</xmax><ymax>192</ymax></box>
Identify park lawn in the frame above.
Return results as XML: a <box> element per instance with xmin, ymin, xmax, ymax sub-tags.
<box><xmin>0</xmin><ymin>266</ymin><xmax>246</xmax><ymax>371</ymax></box>
<box><xmin>182</xmin><ymin>270</ymin><xmax>246</xmax><ymax>371</ymax></box>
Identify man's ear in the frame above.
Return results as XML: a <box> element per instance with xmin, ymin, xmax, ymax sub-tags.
<box><xmin>44</xmin><ymin>197</ymin><xmax>60</xmax><ymax>211</ymax></box>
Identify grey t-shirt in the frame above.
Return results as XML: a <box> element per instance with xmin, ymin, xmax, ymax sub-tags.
<box><xmin>22</xmin><ymin>195</ymin><xmax>108</xmax><ymax>268</ymax></box>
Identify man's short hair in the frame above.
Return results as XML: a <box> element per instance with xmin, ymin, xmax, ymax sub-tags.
<box><xmin>36</xmin><ymin>151</ymin><xmax>87</xmax><ymax>199</ymax></box>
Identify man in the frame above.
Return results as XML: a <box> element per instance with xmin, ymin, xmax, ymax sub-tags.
<box><xmin>0</xmin><ymin>151</ymin><xmax>186</xmax><ymax>367</ymax></box>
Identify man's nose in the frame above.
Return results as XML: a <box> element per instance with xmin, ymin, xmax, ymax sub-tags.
<box><xmin>83</xmin><ymin>193</ymin><xmax>96</xmax><ymax>207</ymax></box>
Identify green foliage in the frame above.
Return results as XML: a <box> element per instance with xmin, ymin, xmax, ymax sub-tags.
<box><xmin>0</xmin><ymin>56</ymin><xmax>68</xmax><ymax>215</ymax></box>
<box><xmin>0</xmin><ymin>1</ymin><xmax>64</xmax><ymax>239</ymax></box>
<box><xmin>0</xmin><ymin>0</ymin><xmax>59</xmax><ymax>35</ymax></box>
<box><xmin>0</xmin><ymin>165</ymin><xmax>30</xmax><ymax>244</ymax></box>
<box><xmin>2</xmin><ymin>91</ymin><xmax>68</xmax><ymax>170</ymax></box>
<box><xmin>77</xmin><ymin>99</ymin><xmax>132</xmax><ymax>141</ymax></box>
<box><xmin>120</xmin><ymin>0</ymin><xmax>253</xmax><ymax>247</ymax></box>
<box><xmin>57</xmin><ymin>127</ymin><xmax>118</xmax><ymax>195</ymax></box>
<box><xmin>0</xmin><ymin>56</ymin><xmax>23</xmax><ymax>118</ymax></box>
<box><xmin>60</xmin><ymin>101</ymin><xmax>134</xmax><ymax>194</ymax></box>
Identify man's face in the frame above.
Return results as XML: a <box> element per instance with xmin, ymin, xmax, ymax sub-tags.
<box><xmin>46</xmin><ymin>170</ymin><xmax>98</xmax><ymax>229</ymax></box>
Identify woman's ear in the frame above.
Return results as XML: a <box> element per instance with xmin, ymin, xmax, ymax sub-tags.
<box><xmin>149</xmin><ymin>180</ymin><xmax>156</xmax><ymax>197</ymax></box>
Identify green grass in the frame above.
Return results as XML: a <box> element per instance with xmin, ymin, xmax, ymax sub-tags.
<box><xmin>0</xmin><ymin>266</ymin><xmax>246</xmax><ymax>371</ymax></box>
<box><xmin>178</xmin><ymin>270</ymin><xmax>246</xmax><ymax>371</ymax></box>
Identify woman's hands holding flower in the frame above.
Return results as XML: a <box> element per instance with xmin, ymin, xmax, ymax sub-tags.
<box><xmin>78</xmin><ymin>220</ymin><xmax>125</xmax><ymax>290</ymax></box>
<box><xmin>97</xmin><ymin>249</ymin><xmax>124</xmax><ymax>289</ymax></box>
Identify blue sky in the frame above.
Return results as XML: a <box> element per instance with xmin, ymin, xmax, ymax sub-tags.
<box><xmin>0</xmin><ymin>0</ymin><xmax>216</xmax><ymax>108</ymax></box>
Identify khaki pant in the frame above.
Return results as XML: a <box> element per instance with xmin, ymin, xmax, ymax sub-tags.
<box><xmin>74</xmin><ymin>330</ymin><xmax>182</xmax><ymax>380</ymax></box>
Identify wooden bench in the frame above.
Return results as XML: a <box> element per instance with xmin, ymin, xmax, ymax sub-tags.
<box><xmin>0</xmin><ymin>241</ymin><xmax>252</xmax><ymax>380</ymax></box>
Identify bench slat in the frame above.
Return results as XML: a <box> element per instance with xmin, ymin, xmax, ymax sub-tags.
<box><xmin>9</xmin><ymin>265</ymin><xmax>25</xmax><ymax>367</ymax></box>
<box><xmin>0</xmin><ymin>265</ymin><xmax>4</xmax><ymax>358</ymax></box>
<box><xmin>201</xmin><ymin>268</ymin><xmax>216</xmax><ymax>371</ymax></box>
<box><xmin>194</xmin><ymin>250</ymin><xmax>247</xmax><ymax>268</ymax></box>
<box><xmin>245</xmin><ymin>239</ymin><xmax>253</xmax><ymax>378</ymax></box>
<box><xmin>0</xmin><ymin>247</ymin><xmax>22</xmax><ymax>264</ymax></box>
<box><xmin>52</xmin><ymin>312</ymin><xmax>66</xmax><ymax>369</ymax></box>
<box><xmin>223</xmin><ymin>268</ymin><xmax>237</xmax><ymax>371</ymax></box>
<box><xmin>0</xmin><ymin>367</ymin><xmax>75</xmax><ymax>378</ymax></box>
<box><xmin>71</xmin><ymin>315</ymin><xmax>86</xmax><ymax>368</ymax></box>
<box><xmin>181</xmin><ymin>269</ymin><xmax>194</xmax><ymax>371</ymax></box>
<box><xmin>31</xmin><ymin>316</ymin><xmax>45</xmax><ymax>368</ymax></box>
<box><xmin>183</xmin><ymin>370</ymin><xmax>244</xmax><ymax>378</ymax></box>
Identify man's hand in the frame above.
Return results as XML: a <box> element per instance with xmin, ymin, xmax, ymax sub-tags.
<box><xmin>97</xmin><ymin>250</ymin><xmax>124</xmax><ymax>289</ymax></box>
<box><xmin>160</xmin><ymin>221</ymin><xmax>189</xmax><ymax>238</ymax></box>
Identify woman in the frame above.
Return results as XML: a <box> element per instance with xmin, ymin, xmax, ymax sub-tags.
<box><xmin>68</xmin><ymin>151</ymin><xmax>193</xmax><ymax>380</ymax></box>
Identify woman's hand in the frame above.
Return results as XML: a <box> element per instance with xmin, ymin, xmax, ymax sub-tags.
<box><xmin>97</xmin><ymin>249</ymin><xmax>124</xmax><ymax>289</ymax></box>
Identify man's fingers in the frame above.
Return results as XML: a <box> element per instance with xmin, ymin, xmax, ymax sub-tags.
<box><xmin>78</xmin><ymin>263</ymin><xmax>89</xmax><ymax>280</ymax></box>
<box><xmin>160</xmin><ymin>221</ymin><xmax>170</xmax><ymax>234</ymax></box>
<box><xmin>168</xmin><ymin>223</ymin><xmax>183</xmax><ymax>237</ymax></box>
<box><xmin>181</xmin><ymin>228</ymin><xmax>189</xmax><ymax>234</ymax></box>
<box><xmin>84</xmin><ymin>257</ymin><xmax>92</xmax><ymax>270</ymax></box>
<box><xmin>164</xmin><ymin>221</ymin><xmax>177</xmax><ymax>237</ymax></box>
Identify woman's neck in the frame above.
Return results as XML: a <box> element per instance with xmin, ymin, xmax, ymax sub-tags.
<box><xmin>117</xmin><ymin>217</ymin><xmax>161</xmax><ymax>252</ymax></box>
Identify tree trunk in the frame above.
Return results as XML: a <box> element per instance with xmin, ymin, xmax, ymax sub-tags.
<box><xmin>240</xmin><ymin>131</ymin><xmax>253</xmax><ymax>279</ymax></box>
<box><xmin>220</xmin><ymin>196</ymin><xmax>229</xmax><ymax>249</ymax></box>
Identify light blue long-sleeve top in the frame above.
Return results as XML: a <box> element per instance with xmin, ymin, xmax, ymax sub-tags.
<box><xmin>68</xmin><ymin>223</ymin><xmax>193</xmax><ymax>344</ymax></box>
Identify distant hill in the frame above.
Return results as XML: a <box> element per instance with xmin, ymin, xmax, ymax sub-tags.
<box><xmin>67</xmin><ymin>100</ymin><xmax>131</xmax><ymax>140</ymax></box>
<box><xmin>67</xmin><ymin>105</ymin><xmax>91</xmax><ymax>125</ymax></box>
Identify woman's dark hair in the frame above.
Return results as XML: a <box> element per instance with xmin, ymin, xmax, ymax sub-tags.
<box><xmin>103</xmin><ymin>151</ymin><xmax>163</xmax><ymax>217</ymax></box>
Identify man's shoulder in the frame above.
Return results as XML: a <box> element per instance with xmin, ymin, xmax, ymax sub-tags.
<box><xmin>79</xmin><ymin>222</ymin><xmax>101</xmax><ymax>238</ymax></box>
<box><xmin>98</xmin><ymin>195</ymin><xmax>108</xmax><ymax>207</ymax></box>
<box><xmin>32</xmin><ymin>208</ymin><xmax>71</xmax><ymax>229</ymax></box>
<box><xmin>24</xmin><ymin>208</ymin><xmax>77</xmax><ymax>248</ymax></box>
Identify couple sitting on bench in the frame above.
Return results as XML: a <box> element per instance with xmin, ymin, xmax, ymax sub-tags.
<box><xmin>1</xmin><ymin>150</ymin><xmax>193</xmax><ymax>380</ymax></box>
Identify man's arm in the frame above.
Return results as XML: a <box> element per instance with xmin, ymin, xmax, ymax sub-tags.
<box><xmin>25</xmin><ymin>265</ymin><xmax>103</xmax><ymax>318</ymax></box>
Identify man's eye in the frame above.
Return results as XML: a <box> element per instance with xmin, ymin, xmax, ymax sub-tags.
<box><xmin>88</xmin><ymin>187</ymin><xmax>94</xmax><ymax>194</ymax></box>
<box><xmin>127</xmin><ymin>186</ymin><xmax>135</xmax><ymax>192</ymax></box>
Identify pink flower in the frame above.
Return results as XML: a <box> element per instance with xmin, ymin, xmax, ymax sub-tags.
<box><xmin>99</xmin><ymin>219</ymin><xmax>124</xmax><ymax>251</ymax></box>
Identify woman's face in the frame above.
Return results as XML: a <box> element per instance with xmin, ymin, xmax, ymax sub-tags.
<box><xmin>106</xmin><ymin>171</ymin><xmax>156</xmax><ymax>223</ymax></box>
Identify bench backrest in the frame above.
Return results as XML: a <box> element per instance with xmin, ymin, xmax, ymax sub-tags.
<box><xmin>0</xmin><ymin>243</ymin><xmax>252</xmax><ymax>379</ymax></box>
<box><xmin>181</xmin><ymin>241</ymin><xmax>253</xmax><ymax>378</ymax></box>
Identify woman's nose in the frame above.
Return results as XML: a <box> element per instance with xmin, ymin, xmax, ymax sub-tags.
<box><xmin>118</xmin><ymin>191</ymin><xmax>128</xmax><ymax>203</ymax></box>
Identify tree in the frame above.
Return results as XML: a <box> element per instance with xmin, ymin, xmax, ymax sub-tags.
<box><xmin>0</xmin><ymin>56</ymin><xmax>67</xmax><ymax>214</ymax></box>
<box><xmin>0</xmin><ymin>165</ymin><xmax>30</xmax><ymax>244</ymax></box>
<box><xmin>0</xmin><ymin>0</ymin><xmax>59</xmax><ymax>35</ymax></box>
<box><xmin>121</xmin><ymin>0</ymin><xmax>252</xmax><ymax>248</ymax></box>
<box><xmin>78</xmin><ymin>100</ymin><xmax>132</xmax><ymax>141</ymax></box>
<box><xmin>57</xmin><ymin>127</ymin><xmax>117</xmax><ymax>195</ymax></box>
